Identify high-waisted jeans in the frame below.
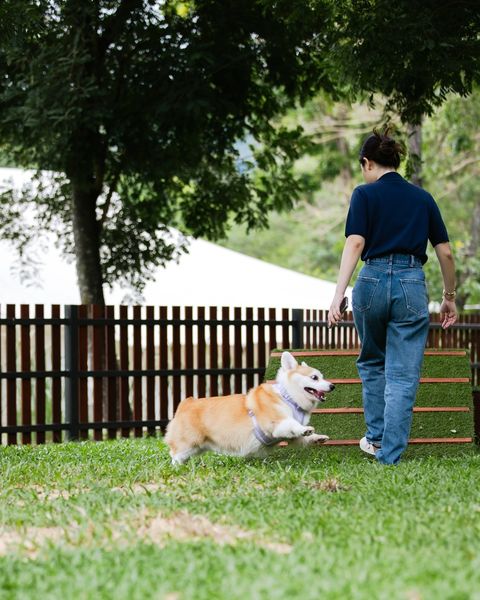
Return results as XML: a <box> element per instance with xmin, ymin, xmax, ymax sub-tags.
<box><xmin>352</xmin><ymin>254</ymin><xmax>430</xmax><ymax>465</ymax></box>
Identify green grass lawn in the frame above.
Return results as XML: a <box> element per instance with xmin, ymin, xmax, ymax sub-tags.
<box><xmin>1</xmin><ymin>439</ymin><xmax>479</xmax><ymax>600</ymax></box>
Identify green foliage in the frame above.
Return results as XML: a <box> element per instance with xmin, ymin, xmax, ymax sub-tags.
<box><xmin>0</xmin><ymin>0</ymin><xmax>334</xmax><ymax>296</ymax></box>
<box><xmin>328</xmin><ymin>0</ymin><xmax>480</xmax><ymax>124</ymax></box>
<box><xmin>220</xmin><ymin>97</ymin><xmax>372</xmax><ymax>280</ymax></box>
<box><xmin>422</xmin><ymin>87</ymin><xmax>480</xmax><ymax>307</ymax></box>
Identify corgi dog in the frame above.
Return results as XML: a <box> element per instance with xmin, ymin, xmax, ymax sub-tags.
<box><xmin>165</xmin><ymin>351</ymin><xmax>335</xmax><ymax>465</ymax></box>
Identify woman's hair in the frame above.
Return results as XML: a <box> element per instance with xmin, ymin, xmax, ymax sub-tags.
<box><xmin>359</xmin><ymin>127</ymin><xmax>405</xmax><ymax>169</ymax></box>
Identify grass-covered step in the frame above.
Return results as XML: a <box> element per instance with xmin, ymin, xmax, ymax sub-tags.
<box><xmin>294</xmin><ymin>382</ymin><xmax>474</xmax><ymax>410</ymax></box>
<box><xmin>264</xmin><ymin>349</ymin><xmax>472</xmax><ymax>381</ymax></box>
<box><xmin>309</xmin><ymin>410</ymin><xmax>474</xmax><ymax>441</ymax></box>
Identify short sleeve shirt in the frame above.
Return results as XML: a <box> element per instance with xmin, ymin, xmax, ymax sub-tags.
<box><xmin>345</xmin><ymin>172</ymin><xmax>449</xmax><ymax>264</ymax></box>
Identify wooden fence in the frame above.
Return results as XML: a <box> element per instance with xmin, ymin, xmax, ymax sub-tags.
<box><xmin>0</xmin><ymin>304</ymin><xmax>479</xmax><ymax>445</ymax></box>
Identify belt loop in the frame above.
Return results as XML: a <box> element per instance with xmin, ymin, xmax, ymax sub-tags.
<box><xmin>366</xmin><ymin>258</ymin><xmax>370</xmax><ymax>265</ymax></box>
<box><xmin>410</xmin><ymin>255</ymin><xmax>414</xmax><ymax>267</ymax></box>
<box><xmin>388</xmin><ymin>254</ymin><xmax>393</xmax><ymax>266</ymax></box>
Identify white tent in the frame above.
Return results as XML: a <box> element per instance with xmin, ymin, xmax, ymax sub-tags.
<box><xmin>0</xmin><ymin>168</ymin><xmax>350</xmax><ymax>310</ymax></box>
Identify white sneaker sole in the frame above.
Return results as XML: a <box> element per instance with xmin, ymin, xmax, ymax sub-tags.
<box><xmin>359</xmin><ymin>436</ymin><xmax>379</xmax><ymax>456</ymax></box>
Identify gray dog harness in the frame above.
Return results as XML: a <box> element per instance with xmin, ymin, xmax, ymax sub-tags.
<box><xmin>248</xmin><ymin>383</ymin><xmax>308</xmax><ymax>446</ymax></box>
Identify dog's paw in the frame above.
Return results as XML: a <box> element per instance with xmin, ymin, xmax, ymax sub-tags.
<box><xmin>302</xmin><ymin>426</ymin><xmax>315</xmax><ymax>437</ymax></box>
<box><xmin>309</xmin><ymin>434</ymin><xmax>330</xmax><ymax>444</ymax></box>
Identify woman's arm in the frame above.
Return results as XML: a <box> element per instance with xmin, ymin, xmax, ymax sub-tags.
<box><xmin>328</xmin><ymin>234</ymin><xmax>365</xmax><ymax>327</ymax></box>
<box><xmin>434</xmin><ymin>242</ymin><xmax>457</xmax><ymax>329</ymax></box>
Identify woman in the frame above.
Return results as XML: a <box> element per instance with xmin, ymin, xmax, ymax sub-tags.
<box><xmin>328</xmin><ymin>129</ymin><xmax>457</xmax><ymax>465</ymax></box>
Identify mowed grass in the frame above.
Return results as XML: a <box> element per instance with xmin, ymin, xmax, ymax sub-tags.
<box><xmin>1</xmin><ymin>439</ymin><xmax>480</xmax><ymax>600</ymax></box>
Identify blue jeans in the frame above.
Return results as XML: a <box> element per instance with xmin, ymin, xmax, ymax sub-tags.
<box><xmin>352</xmin><ymin>254</ymin><xmax>430</xmax><ymax>465</ymax></box>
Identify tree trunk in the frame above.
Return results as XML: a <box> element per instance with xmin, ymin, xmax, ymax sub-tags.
<box><xmin>407</xmin><ymin>121</ymin><xmax>423</xmax><ymax>187</ymax></box>
<box><xmin>71</xmin><ymin>179</ymin><xmax>105</xmax><ymax>305</ymax></box>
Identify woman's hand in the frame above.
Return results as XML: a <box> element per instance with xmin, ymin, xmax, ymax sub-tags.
<box><xmin>328</xmin><ymin>235</ymin><xmax>364</xmax><ymax>328</ymax></box>
<box><xmin>439</xmin><ymin>299</ymin><xmax>457</xmax><ymax>329</ymax></box>
<box><xmin>328</xmin><ymin>293</ymin><xmax>345</xmax><ymax>328</ymax></box>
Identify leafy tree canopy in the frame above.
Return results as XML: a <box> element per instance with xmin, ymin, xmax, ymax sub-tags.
<box><xmin>0</xmin><ymin>0</ymin><xmax>333</xmax><ymax>302</ymax></box>
<box><xmin>328</xmin><ymin>0</ymin><xmax>480</xmax><ymax>124</ymax></box>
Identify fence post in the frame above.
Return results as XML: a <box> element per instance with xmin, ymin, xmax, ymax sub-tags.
<box><xmin>64</xmin><ymin>305</ymin><xmax>79</xmax><ymax>441</ymax></box>
<box><xmin>292</xmin><ymin>308</ymin><xmax>304</xmax><ymax>349</ymax></box>
<box><xmin>473</xmin><ymin>389</ymin><xmax>480</xmax><ymax>445</ymax></box>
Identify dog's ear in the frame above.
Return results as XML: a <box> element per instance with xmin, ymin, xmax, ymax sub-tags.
<box><xmin>301</xmin><ymin>361</ymin><xmax>308</xmax><ymax>367</ymax></box>
<box><xmin>281</xmin><ymin>351</ymin><xmax>298</xmax><ymax>371</ymax></box>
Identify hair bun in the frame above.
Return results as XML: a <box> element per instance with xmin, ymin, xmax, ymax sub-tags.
<box><xmin>379</xmin><ymin>138</ymin><xmax>396</xmax><ymax>155</ymax></box>
<box><xmin>359</xmin><ymin>127</ymin><xmax>405</xmax><ymax>169</ymax></box>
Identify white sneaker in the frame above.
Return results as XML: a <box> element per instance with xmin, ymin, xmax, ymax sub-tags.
<box><xmin>359</xmin><ymin>437</ymin><xmax>380</xmax><ymax>456</ymax></box>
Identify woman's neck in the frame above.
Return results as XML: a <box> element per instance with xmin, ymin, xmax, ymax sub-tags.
<box><xmin>375</xmin><ymin>167</ymin><xmax>396</xmax><ymax>180</ymax></box>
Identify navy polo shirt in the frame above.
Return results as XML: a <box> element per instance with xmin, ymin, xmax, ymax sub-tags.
<box><xmin>345</xmin><ymin>172</ymin><xmax>449</xmax><ymax>264</ymax></box>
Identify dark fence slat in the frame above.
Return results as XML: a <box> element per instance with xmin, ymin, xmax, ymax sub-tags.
<box><xmin>282</xmin><ymin>308</ymin><xmax>289</xmax><ymax>349</ymax></box>
<box><xmin>429</xmin><ymin>312</ymin><xmax>437</xmax><ymax>348</ymax></box>
<box><xmin>172</xmin><ymin>306</ymin><xmax>182</xmax><ymax>412</ymax></box>
<box><xmin>268</xmin><ymin>307</ymin><xmax>277</xmax><ymax>353</ymax></box>
<box><xmin>119</xmin><ymin>305</ymin><xmax>130</xmax><ymax>437</ymax></box>
<box><xmin>64</xmin><ymin>305</ymin><xmax>80</xmax><ymax>442</ymax></box>
<box><xmin>35</xmin><ymin>305</ymin><xmax>46</xmax><ymax>444</ymax></box>
<box><xmin>246</xmin><ymin>307</ymin><xmax>254</xmax><ymax>390</ymax></box>
<box><xmin>92</xmin><ymin>304</ymin><xmax>104</xmax><ymax>441</ymax></box>
<box><xmin>234</xmin><ymin>307</ymin><xmax>242</xmax><ymax>393</ymax></box>
<box><xmin>6</xmin><ymin>304</ymin><xmax>17</xmax><ymax>445</ymax></box>
<box><xmin>292</xmin><ymin>308</ymin><xmax>303</xmax><ymax>350</ymax></box>
<box><xmin>472</xmin><ymin>315</ymin><xmax>477</xmax><ymax>385</ymax></box>
<box><xmin>474</xmin><ymin>313</ymin><xmax>480</xmax><ymax>387</ymax></box>
<box><xmin>304</xmin><ymin>310</ymin><xmax>314</xmax><ymax>348</ymax></box>
<box><xmin>146</xmin><ymin>306</ymin><xmax>155</xmax><ymax>436</ymax></box>
<box><xmin>197</xmin><ymin>307</ymin><xmax>206</xmax><ymax>397</ymax></box>
<box><xmin>51</xmin><ymin>305</ymin><xmax>62</xmax><ymax>443</ymax></box>
<box><xmin>209</xmin><ymin>306</ymin><xmax>218</xmax><ymax>396</ymax></box>
<box><xmin>257</xmin><ymin>307</ymin><xmax>266</xmax><ymax>386</ymax></box>
<box><xmin>20</xmin><ymin>305</ymin><xmax>31</xmax><ymax>445</ymax></box>
<box><xmin>309</xmin><ymin>310</ymin><xmax>316</xmax><ymax>347</ymax></box>
<box><xmin>133</xmin><ymin>305</ymin><xmax>142</xmax><ymax>437</ymax></box>
<box><xmin>78</xmin><ymin>305</ymin><xmax>89</xmax><ymax>440</ymax></box>
<box><xmin>185</xmin><ymin>306</ymin><xmax>194</xmax><ymax>398</ymax></box>
<box><xmin>106</xmin><ymin>305</ymin><xmax>117</xmax><ymax>440</ymax></box>
<box><xmin>222</xmin><ymin>306</ymin><xmax>231</xmax><ymax>396</ymax></box>
<box><xmin>477</xmin><ymin>313</ymin><xmax>480</xmax><ymax>387</ymax></box>
<box><xmin>159</xmin><ymin>306</ymin><xmax>169</xmax><ymax>422</ymax></box>
<box><xmin>346</xmin><ymin>312</ymin><xmax>354</xmax><ymax>348</ymax></box>
<box><xmin>320</xmin><ymin>310</ymin><xmax>331</xmax><ymax>348</ymax></box>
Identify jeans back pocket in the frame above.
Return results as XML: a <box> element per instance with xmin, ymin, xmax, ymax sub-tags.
<box><xmin>400</xmin><ymin>279</ymin><xmax>429</xmax><ymax>316</ymax></box>
<box><xmin>352</xmin><ymin>276</ymin><xmax>380</xmax><ymax>312</ymax></box>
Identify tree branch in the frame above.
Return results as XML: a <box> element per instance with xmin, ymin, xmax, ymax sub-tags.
<box><xmin>445</xmin><ymin>156</ymin><xmax>480</xmax><ymax>178</ymax></box>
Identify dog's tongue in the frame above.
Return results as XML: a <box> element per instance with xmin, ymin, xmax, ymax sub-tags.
<box><xmin>305</xmin><ymin>387</ymin><xmax>325</xmax><ymax>402</ymax></box>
